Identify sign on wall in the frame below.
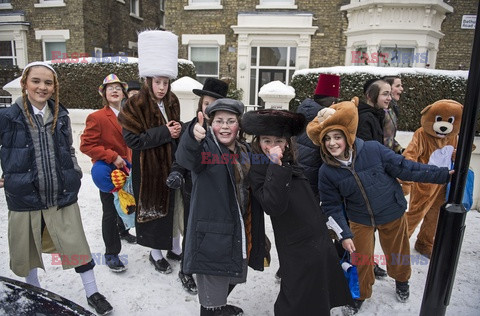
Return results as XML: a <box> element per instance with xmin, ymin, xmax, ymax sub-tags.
<box><xmin>461</xmin><ymin>15</ymin><xmax>477</xmax><ymax>30</ymax></box>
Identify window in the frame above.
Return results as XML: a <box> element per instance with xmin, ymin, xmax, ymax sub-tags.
<box><xmin>44</xmin><ymin>41</ymin><xmax>66</xmax><ymax>61</ymax></box>
<box><xmin>190</xmin><ymin>46</ymin><xmax>219</xmax><ymax>84</ymax></box>
<box><xmin>249</xmin><ymin>46</ymin><xmax>296</xmax><ymax>105</ymax></box>
<box><xmin>0</xmin><ymin>0</ymin><xmax>12</xmax><ymax>9</ymax></box>
<box><xmin>35</xmin><ymin>30</ymin><xmax>69</xmax><ymax>61</ymax></box>
<box><xmin>34</xmin><ymin>0</ymin><xmax>66</xmax><ymax>8</ymax></box>
<box><xmin>130</xmin><ymin>0</ymin><xmax>142</xmax><ymax>19</ymax></box>
<box><xmin>0</xmin><ymin>40</ymin><xmax>16</xmax><ymax>66</ymax></box>
<box><xmin>257</xmin><ymin>0</ymin><xmax>296</xmax><ymax>9</ymax></box>
<box><xmin>159</xmin><ymin>0</ymin><xmax>165</xmax><ymax>28</ymax></box>
<box><xmin>185</xmin><ymin>0</ymin><xmax>222</xmax><ymax>10</ymax></box>
<box><xmin>377</xmin><ymin>47</ymin><xmax>421</xmax><ymax>67</ymax></box>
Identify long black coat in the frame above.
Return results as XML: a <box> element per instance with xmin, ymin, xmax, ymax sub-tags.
<box><xmin>175</xmin><ymin>122</ymin><xmax>266</xmax><ymax>276</ymax></box>
<box><xmin>357</xmin><ymin>100</ymin><xmax>385</xmax><ymax>143</ymax></box>
<box><xmin>123</xmin><ymin>126</ymin><xmax>176</xmax><ymax>249</ymax></box>
<box><xmin>249</xmin><ymin>161</ymin><xmax>353</xmax><ymax>315</ymax></box>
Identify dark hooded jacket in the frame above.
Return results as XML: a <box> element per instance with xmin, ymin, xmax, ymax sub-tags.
<box><xmin>318</xmin><ymin>138</ymin><xmax>450</xmax><ymax>240</ymax></box>
<box><xmin>294</xmin><ymin>98</ymin><xmax>323</xmax><ymax>199</ymax></box>
<box><xmin>356</xmin><ymin>100</ymin><xmax>384</xmax><ymax>144</ymax></box>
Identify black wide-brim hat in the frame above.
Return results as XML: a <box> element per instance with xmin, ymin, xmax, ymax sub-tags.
<box><xmin>243</xmin><ymin>109</ymin><xmax>306</xmax><ymax>138</ymax></box>
<box><xmin>193</xmin><ymin>77</ymin><xmax>229</xmax><ymax>99</ymax></box>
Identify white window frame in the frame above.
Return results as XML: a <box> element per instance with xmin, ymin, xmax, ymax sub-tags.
<box><xmin>0</xmin><ymin>40</ymin><xmax>17</xmax><ymax>66</ymax></box>
<box><xmin>184</xmin><ymin>0</ymin><xmax>222</xmax><ymax>11</ymax></box>
<box><xmin>34</xmin><ymin>0</ymin><xmax>66</xmax><ymax>8</ymax></box>
<box><xmin>189</xmin><ymin>46</ymin><xmax>220</xmax><ymax>83</ymax></box>
<box><xmin>182</xmin><ymin>35</ymin><xmax>225</xmax><ymax>80</ymax></box>
<box><xmin>256</xmin><ymin>0</ymin><xmax>296</xmax><ymax>10</ymax></box>
<box><xmin>0</xmin><ymin>0</ymin><xmax>13</xmax><ymax>10</ymax></box>
<box><xmin>35</xmin><ymin>29</ymin><xmax>69</xmax><ymax>61</ymax></box>
<box><xmin>130</xmin><ymin>0</ymin><xmax>143</xmax><ymax>20</ymax></box>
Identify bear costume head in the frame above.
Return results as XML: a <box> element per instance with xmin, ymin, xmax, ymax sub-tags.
<box><xmin>420</xmin><ymin>99</ymin><xmax>463</xmax><ymax>139</ymax></box>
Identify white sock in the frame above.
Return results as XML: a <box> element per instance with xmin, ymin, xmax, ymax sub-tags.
<box><xmin>172</xmin><ymin>235</ymin><xmax>182</xmax><ymax>255</ymax></box>
<box><xmin>151</xmin><ymin>249</ymin><xmax>164</xmax><ymax>261</ymax></box>
<box><xmin>25</xmin><ymin>268</ymin><xmax>41</xmax><ymax>288</ymax></box>
<box><xmin>79</xmin><ymin>269</ymin><xmax>99</xmax><ymax>298</ymax></box>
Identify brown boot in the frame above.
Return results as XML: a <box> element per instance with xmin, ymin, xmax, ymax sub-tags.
<box><xmin>414</xmin><ymin>241</ymin><xmax>432</xmax><ymax>259</ymax></box>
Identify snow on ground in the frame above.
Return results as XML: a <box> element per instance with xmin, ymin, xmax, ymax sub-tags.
<box><xmin>0</xmin><ymin>173</ymin><xmax>479</xmax><ymax>316</ymax></box>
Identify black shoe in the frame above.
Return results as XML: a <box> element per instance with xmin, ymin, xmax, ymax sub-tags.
<box><xmin>120</xmin><ymin>232</ymin><xmax>137</xmax><ymax>244</ymax></box>
<box><xmin>87</xmin><ymin>292</ymin><xmax>113</xmax><ymax>315</ymax></box>
<box><xmin>179</xmin><ymin>271</ymin><xmax>197</xmax><ymax>294</ymax></box>
<box><xmin>166</xmin><ymin>250</ymin><xmax>182</xmax><ymax>261</ymax></box>
<box><xmin>342</xmin><ymin>299</ymin><xmax>363</xmax><ymax>315</ymax></box>
<box><xmin>149</xmin><ymin>253</ymin><xmax>172</xmax><ymax>274</ymax></box>
<box><xmin>374</xmin><ymin>262</ymin><xmax>387</xmax><ymax>279</ymax></box>
<box><xmin>216</xmin><ymin>305</ymin><xmax>243</xmax><ymax>316</ymax></box>
<box><xmin>275</xmin><ymin>268</ymin><xmax>281</xmax><ymax>281</ymax></box>
<box><xmin>395</xmin><ymin>280</ymin><xmax>409</xmax><ymax>302</ymax></box>
<box><xmin>105</xmin><ymin>255</ymin><xmax>127</xmax><ymax>273</ymax></box>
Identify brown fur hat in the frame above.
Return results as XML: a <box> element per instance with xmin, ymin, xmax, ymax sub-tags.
<box><xmin>306</xmin><ymin>97</ymin><xmax>359</xmax><ymax>148</ymax></box>
<box><xmin>420</xmin><ymin>99</ymin><xmax>463</xmax><ymax>139</ymax></box>
<box><xmin>242</xmin><ymin>109</ymin><xmax>306</xmax><ymax>138</ymax></box>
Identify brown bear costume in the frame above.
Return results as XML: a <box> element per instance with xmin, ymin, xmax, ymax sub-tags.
<box><xmin>402</xmin><ymin>99</ymin><xmax>463</xmax><ymax>258</ymax></box>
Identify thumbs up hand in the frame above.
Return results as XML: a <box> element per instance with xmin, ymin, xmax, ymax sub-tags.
<box><xmin>194</xmin><ymin>112</ymin><xmax>206</xmax><ymax>142</ymax></box>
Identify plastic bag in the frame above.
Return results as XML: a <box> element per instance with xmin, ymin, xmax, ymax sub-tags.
<box><xmin>446</xmin><ymin>164</ymin><xmax>474</xmax><ymax>211</ymax></box>
<box><xmin>340</xmin><ymin>252</ymin><xmax>360</xmax><ymax>300</ymax></box>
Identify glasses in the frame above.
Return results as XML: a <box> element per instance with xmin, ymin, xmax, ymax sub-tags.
<box><xmin>106</xmin><ymin>86</ymin><xmax>123</xmax><ymax>92</ymax></box>
<box><xmin>212</xmin><ymin>119</ymin><xmax>238</xmax><ymax>127</ymax></box>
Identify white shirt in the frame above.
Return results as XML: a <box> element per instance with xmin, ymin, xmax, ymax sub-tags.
<box><xmin>158</xmin><ymin>101</ymin><xmax>168</xmax><ymax>121</ymax></box>
<box><xmin>109</xmin><ymin>105</ymin><xmax>120</xmax><ymax>117</ymax></box>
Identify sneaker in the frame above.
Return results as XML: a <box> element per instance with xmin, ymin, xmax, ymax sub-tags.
<box><xmin>149</xmin><ymin>253</ymin><xmax>172</xmax><ymax>274</ymax></box>
<box><xmin>179</xmin><ymin>271</ymin><xmax>197</xmax><ymax>294</ymax></box>
<box><xmin>120</xmin><ymin>232</ymin><xmax>137</xmax><ymax>244</ymax></box>
<box><xmin>342</xmin><ymin>299</ymin><xmax>364</xmax><ymax>315</ymax></box>
<box><xmin>87</xmin><ymin>292</ymin><xmax>113</xmax><ymax>315</ymax></box>
<box><xmin>395</xmin><ymin>280</ymin><xmax>409</xmax><ymax>302</ymax></box>
<box><xmin>374</xmin><ymin>262</ymin><xmax>387</xmax><ymax>279</ymax></box>
<box><xmin>166</xmin><ymin>250</ymin><xmax>182</xmax><ymax>261</ymax></box>
<box><xmin>105</xmin><ymin>255</ymin><xmax>127</xmax><ymax>273</ymax></box>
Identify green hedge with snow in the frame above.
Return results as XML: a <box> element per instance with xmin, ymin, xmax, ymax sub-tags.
<box><xmin>49</xmin><ymin>58</ymin><xmax>196</xmax><ymax>110</ymax></box>
<box><xmin>290</xmin><ymin>67</ymin><xmax>477</xmax><ymax>133</ymax></box>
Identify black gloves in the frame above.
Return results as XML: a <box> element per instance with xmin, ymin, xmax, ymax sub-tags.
<box><xmin>166</xmin><ymin>171</ymin><xmax>184</xmax><ymax>189</ymax></box>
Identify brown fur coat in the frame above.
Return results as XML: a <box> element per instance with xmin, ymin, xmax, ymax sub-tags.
<box><xmin>118</xmin><ymin>87</ymin><xmax>180</xmax><ymax>222</ymax></box>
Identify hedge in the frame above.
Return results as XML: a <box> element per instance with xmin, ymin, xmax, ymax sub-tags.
<box><xmin>48</xmin><ymin>59</ymin><xmax>196</xmax><ymax>110</ymax></box>
<box><xmin>289</xmin><ymin>69</ymin><xmax>479</xmax><ymax>133</ymax></box>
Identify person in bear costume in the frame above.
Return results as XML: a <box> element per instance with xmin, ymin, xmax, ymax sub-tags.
<box><xmin>402</xmin><ymin>99</ymin><xmax>463</xmax><ymax>259</ymax></box>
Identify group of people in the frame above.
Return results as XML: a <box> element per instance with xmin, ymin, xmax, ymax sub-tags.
<box><xmin>0</xmin><ymin>30</ymin><xmax>456</xmax><ymax>316</ymax></box>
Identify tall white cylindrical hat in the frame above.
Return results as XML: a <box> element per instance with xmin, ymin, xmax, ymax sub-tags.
<box><xmin>138</xmin><ymin>30</ymin><xmax>178</xmax><ymax>79</ymax></box>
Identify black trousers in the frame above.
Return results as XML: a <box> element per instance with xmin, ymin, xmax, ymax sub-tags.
<box><xmin>99</xmin><ymin>191</ymin><xmax>122</xmax><ymax>256</ymax></box>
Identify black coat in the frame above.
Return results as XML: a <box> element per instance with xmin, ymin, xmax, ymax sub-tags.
<box><xmin>123</xmin><ymin>126</ymin><xmax>176</xmax><ymax>249</ymax></box>
<box><xmin>175</xmin><ymin>122</ymin><xmax>266</xmax><ymax>276</ymax></box>
<box><xmin>294</xmin><ymin>98</ymin><xmax>323</xmax><ymax>199</ymax></box>
<box><xmin>249</xmin><ymin>161</ymin><xmax>353</xmax><ymax>315</ymax></box>
<box><xmin>356</xmin><ymin>100</ymin><xmax>385</xmax><ymax>143</ymax></box>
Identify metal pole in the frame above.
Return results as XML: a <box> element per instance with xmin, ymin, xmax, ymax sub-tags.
<box><xmin>419</xmin><ymin>4</ymin><xmax>480</xmax><ymax>316</ymax></box>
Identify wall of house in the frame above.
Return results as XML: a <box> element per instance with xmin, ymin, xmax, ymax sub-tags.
<box><xmin>10</xmin><ymin>0</ymin><xmax>85</xmax><ymax>62</ymax></box>
<box><xmin>436</xmin><ymin>0</ymin><xmax>476</xmax><ymax>70</ymax></box>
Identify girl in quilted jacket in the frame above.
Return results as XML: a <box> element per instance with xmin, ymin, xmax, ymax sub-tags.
<box><xmin>0</xmin><ymin>61</ymin><xmax>112</xmax><ymax>315</ymax></box>
<box><xmin>306</xmin><ymin>98</ymin><xmax>453</xmax><ymax>314</ymax></box>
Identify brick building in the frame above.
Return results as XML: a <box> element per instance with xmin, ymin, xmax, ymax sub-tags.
<box><xmin>0</xmin><ymin>0</ymin><xmax>476</xmax><ymax>107</ymax></box>
<box><xmin>0</xmin><ymin>0</ymin><xmax>165</xmax><ymax>68</ymax></box>
<box><xmin>166</xmin><ymin>0</ymin><xmax>475</xmax><ymax>106</ymax></box>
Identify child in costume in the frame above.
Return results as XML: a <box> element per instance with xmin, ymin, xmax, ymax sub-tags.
<box><xmin>243</xmin><ymin>109</ymin><xmax>353</xmax><ymax>316</ymax></box>
<box><xmin>118</xmin><ymin>30</ymin><xmax>183</xmax><ymax>275</ymax></box>
<box><xmin>0</xmin><ymin>61</ymin><xmax>113</xmax><ymax>315</ymax></box>
<box><xmin>80</xmin><ymin>74</ymin><xmax>134</xmax><ymax>273</ymax></box>
<box><xmin>175</xmin><ymin>98</ymin><xmax>266</xmax><ymax>316</ymax></box>
<box><xmin>306</xmin><ymin>98</ymin><xmax>453</xmax><ymax>314</ymax></box>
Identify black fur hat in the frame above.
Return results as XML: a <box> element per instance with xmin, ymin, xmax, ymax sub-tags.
<box><xmin>242</xmin><ymin>109</ymin><xmax>306</xmax><ymax>138</ymax></box>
